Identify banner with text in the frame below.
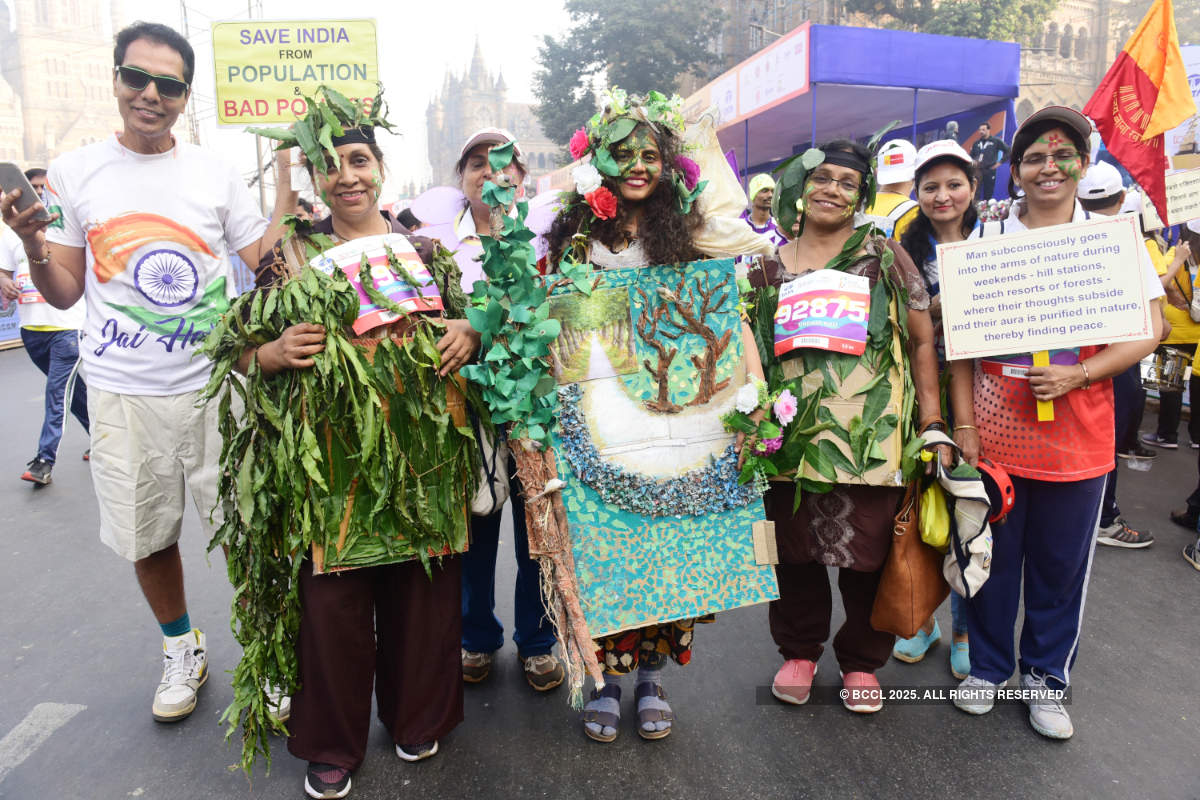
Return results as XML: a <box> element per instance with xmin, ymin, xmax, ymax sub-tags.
<box><xmin>938</xmin><ymin>215</ymin><xmax>1154</xmax><ymax>361</ymax></box>
<box><xmin>1141</xmin><ymin>167</ymin><xmax>1200</xmax><ymax>230</ymax></box>
<box><xmin>212</xmin><ymin>19</ymin><xmax>378</xmax><ymax>125</ymax></box>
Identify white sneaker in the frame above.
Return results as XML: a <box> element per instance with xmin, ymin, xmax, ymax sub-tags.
<box><xmin>1020</xmin><ymin>671</ymin><xmax>1074</xmax><ymax>739</ymax></box>
<box><xmin>152</xmin><ymin>629</ymin><xmax>208</xmax><ymax>722</ymax></box>
<box><xmin>267</xmin><ymin>684</ymin><xmax>292</xmax><ymax>724</ymax></box>
<box><xmin>953</xmin><ymin>674</ymin><xmax>1003</xmax><ymax>715</ymax></box>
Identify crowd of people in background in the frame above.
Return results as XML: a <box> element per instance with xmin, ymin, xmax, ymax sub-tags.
<box><xmin>1</xmin><ymin>17</ymin><xmax>1199</xmax><ymax>800</ymax></box>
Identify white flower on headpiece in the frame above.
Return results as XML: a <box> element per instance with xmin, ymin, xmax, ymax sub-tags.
<box><xmin>572</xmin><ymin>164</ymin><xmax>603</xmax><ymax>195</ymax></box>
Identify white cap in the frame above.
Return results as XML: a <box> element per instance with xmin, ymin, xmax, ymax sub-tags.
<box><xmin>914</xmin><ymin>139</ymin><xmax>974</xmax><ymax>174</ymax></box>
<box><xmin>1076</xmin><ymin>160</ymin><xmax>1123</xmax><ymax>201</ymax></box>
<box><xmin>876</xmin><ymin>139</ymin><xmax>917</xmax><ymax>185</ymax></box>
<box><xmin>1188</xmin><ymin>218</ymin><xmax>1200</xmax><ymax>234</ymax></box>
<box><xmin>1120</xmin><ymin>188</ymin><xmax>1142</xmax><ymax>215</ymax></box>
<box><xmin>458</xmin><ymin>127</ymin><xmax>523</xmax><ymax>162</ymax></box>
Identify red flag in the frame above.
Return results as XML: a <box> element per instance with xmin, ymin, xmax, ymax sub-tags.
<box><xmin>1083</xmin><ymin>0</ymin><xmax>1197</xmax><ymax>222</ymax></box>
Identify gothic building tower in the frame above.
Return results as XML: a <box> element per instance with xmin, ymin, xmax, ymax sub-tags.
<box><xmin>426</xmin><ymin>40</ymin><xmax>557</xmax><ymax>188</ymax></box>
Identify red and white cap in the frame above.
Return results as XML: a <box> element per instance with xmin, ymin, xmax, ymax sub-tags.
<box><xmin>914</xmin><ymin>139</ymin><xmax>974</xmax><ymax>174</ymax></box>
<box><xmin>876</xmin><ymin>139</ymin><xmax>917</xmax><ymax>184</ymax></box>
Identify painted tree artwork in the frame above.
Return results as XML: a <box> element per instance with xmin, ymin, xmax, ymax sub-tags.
<box><xmin>547</xmin><ymin>257</ymin><xmax>777</xmax><ymax>638</ymax></box>
<box><xmin>548</xmin><ymin>288</ymin><xmax>638</xmax><ymax>384</ymax></box>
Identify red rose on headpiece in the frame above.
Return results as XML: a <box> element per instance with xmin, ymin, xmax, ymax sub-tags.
<box><xmin>584</xmin><ymin>187</ymin><xmax>617</xmax><ymax>220</ymax></box>
<box><xmin>569</xmin><ymin>128</ymin><xmax>590</xmax><ymax>161</ymax></box>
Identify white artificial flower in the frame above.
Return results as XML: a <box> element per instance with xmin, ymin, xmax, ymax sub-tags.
<box><xmin>572</xmin><ymin>163</ymin><xmax>603</xmax><ymax>195</ymax></box>
<box><xmin>735</xmin><ymin>381</ymin><xmax>760</xmax><ymax>414</ymax></box>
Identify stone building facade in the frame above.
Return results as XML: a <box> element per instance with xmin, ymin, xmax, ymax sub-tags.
<box><xmin>0</xmin><ymin>0</ymin><xmax>125</xmax><ymax>168</ymax></box>
<box><xmin>425</xmin><ymin>41</ymin><xmax>558</xmax><ymax>189</ymax></box>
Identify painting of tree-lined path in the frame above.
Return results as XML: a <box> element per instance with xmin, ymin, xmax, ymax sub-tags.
<box><xmin>549</xmin><ymin>288</ymin><xmax>639</xmax><ymax>384</ymax></box>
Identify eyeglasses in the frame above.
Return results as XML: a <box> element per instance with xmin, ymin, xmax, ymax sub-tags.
<box><xmin>114</xmin><ymin>66</ymin><xmax>189</xmax><ymax>99</ymax></box>
<box><xmin>809</xmin><ymin>174</ymin><xmax>861</xmax><ymax>195</ymax></box>
<box><xmin>1019</xmin><ymin>150</ymin><xmax>1081</xmax><ymax>168</ymax></box>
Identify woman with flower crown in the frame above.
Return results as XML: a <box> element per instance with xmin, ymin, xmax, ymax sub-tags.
<box><xmin>544</xmin><ymin>89</ymin><xmax>767</xmax><ymax>743</ymax></box>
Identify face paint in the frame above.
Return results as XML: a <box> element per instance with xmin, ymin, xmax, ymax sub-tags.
<box><xmin>1037</xmin><ymin>132</ymin><xmax>1066</xmax><ymax>150</ymax></box>
<box><xmin>840</xmin><ymin>192</ymin><xmax>858</xmax><ymax>220</ymax></box>
<box><xmin>614</xmin><ymin>127</ymin><xmax>661</xmax><ymax>179</ymax></box>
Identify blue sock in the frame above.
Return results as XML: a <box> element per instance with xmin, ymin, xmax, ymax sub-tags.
<box><xmin>160</xmin><ymin>612</ymin><xmax>191</xmax><ymax>638</ymax></box>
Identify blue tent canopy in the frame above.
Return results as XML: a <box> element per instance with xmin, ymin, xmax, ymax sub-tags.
<box><xmin>715</xmin><ymin>24</ymin><xmax>1021</xmax><ymax>184</ymax></box>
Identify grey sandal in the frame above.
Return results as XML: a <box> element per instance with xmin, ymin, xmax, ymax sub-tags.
<box><xmin>582</xmin><ymin>684</ymin><xmax>621</xmax><ymax>743</ymax></box>
<box><xmin>635</xmin><ymin>681</ymin><xmax>674</xmax><ymax>740</ymax></box>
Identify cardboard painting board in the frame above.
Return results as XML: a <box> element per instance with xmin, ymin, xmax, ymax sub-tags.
<box><xmin>549</xmin><ymin>258</ymin><xmax>778</xmax><ymax>638</ymax></box>
<box><xmin>938</xmin><ymin>214</ymin><xmax>1155</xmax><ymax>361</ymax></box>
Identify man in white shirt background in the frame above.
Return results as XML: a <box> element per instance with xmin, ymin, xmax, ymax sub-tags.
<box><xmin>0</xmin><ymin>169</ymin><xmax>89</xmax><ymax>485</ymax></box>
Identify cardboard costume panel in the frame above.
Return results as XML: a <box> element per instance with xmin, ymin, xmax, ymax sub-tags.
<box><xmin>549</xmin><ymin>258</ymin><xmax>778</xmax><ymax>638</ymax></box>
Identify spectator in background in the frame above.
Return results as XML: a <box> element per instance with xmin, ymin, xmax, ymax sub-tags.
<box><xmin>294</xmin><ymin>197</ymin><xmax>314</xmax><ymax>222</ymax></box>
<box><xmin>396</xmin><ymin>207</ymin><xmax>422</xmax><ymax>231</ymax></box>
<box><xmin>1075</xmin><ymin>161</ymin><xmax>1157</xmax><ymax>549</ymax></box>
<box><xmin>0</xmin><ymin>169</ymin><xmax>89</xmax><ymax>486</ymax></box>
<box><xmin>740</xmin><ymin>173</ymin><xmax>787</xmax><ymax>248</ymax></box>
<box><xmin>970</xmin><ymin>121</ymin><xmax>1011</xmax><ymax>202</ymax></box>
<box><xmin>862</xmin><ymin>139</ymin><xmax>918</xmax><ymax>239</ymax></box>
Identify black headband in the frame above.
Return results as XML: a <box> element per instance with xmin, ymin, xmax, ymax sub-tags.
<box><xmin>819</xmin><ymin>149</ymin><xmax>870</xmax><ymax>176</ymax></box>
<box><xmin>331</xmin><ymin>126</ymin><xmax>376</xmax><ymax>147</ymax></box>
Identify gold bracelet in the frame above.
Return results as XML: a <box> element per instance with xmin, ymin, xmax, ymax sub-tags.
<box><xmin>953</xmin><ymin>424</ymin><xmax>978</xmax><ymax>432</ymax></box>
<box><xmin>1079</xmin><ymin>361</ymin><xmax>1091</xmax><ymax>388</ymax></box>
<box><xmin>26</xmin><ymin>251</ymin><xmax>49</xmax><ymax>267</ymax></box>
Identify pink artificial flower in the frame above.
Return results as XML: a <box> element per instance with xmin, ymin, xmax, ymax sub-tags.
<box><xmin>773</xmin><ymin>389</ymin><xmax>798</xmax><ymax>427</ymax></box>
<box><xmin>569</xmin><ymin>128</ymin><xmax>590</xmax><ymax>160</ymax></box>
<box><xmin>755</xmin><ymin>436</ymin><xmax>783</xmax><ymax>455</ymax></box>
<box><xmin>585</xmin><ymin>187</ymin><xmax>618</xmax><ymax>220</ymax></box>
<box><xmin>675</xmin><ymin>156</ymin><xmax>701</xmax><ymax>190</ymax></box>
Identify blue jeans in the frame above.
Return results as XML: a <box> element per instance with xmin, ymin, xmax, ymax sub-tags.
<box><xmin>460</xmin><ymin>462</ymin><xmax>555</xmax><ymax>657</ymax></box>
<box><xmin>21</xmin><ymin>328</ymin><xmax>89</xmax><ymax>464</ymax></box>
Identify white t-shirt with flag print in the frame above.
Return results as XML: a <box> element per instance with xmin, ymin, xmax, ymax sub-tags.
<box><xmin>46</xmin><ymin>136</ymin><xmax>267</xmax><ymax>395</ymax></box>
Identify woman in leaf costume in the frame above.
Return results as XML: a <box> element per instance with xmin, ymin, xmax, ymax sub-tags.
<box><xmin>205</xmin><ymin>88</ymin><xmax>481</xmax><ymax>797</ymax></box>
<box><xmin>545</xmin><ymin>89</ymin><xmax>766</xmax><ymax>743</ymax></box>
<box><xmin>735</xmin><ymin>138</ymin><xmax>946</xmax><ymax>714</ymax></box>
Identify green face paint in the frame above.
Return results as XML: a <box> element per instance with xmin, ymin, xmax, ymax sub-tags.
<box><xmin>613</xmin><ymin>127</ymin><xmax>661</xmax><ymax>179</ymax></box>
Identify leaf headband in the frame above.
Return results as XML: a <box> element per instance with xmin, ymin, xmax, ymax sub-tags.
<box><xmin>249</xmin><ymin>84</ymin><xmax>396</xmax><ymax>178</ymax></box>
<box><xmin>771</xmin><ymin>120</ymin><xmax>901</xmax><ymax>238</ymax></box>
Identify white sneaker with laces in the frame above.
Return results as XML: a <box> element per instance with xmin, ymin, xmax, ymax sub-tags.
<box><xmin>1021</xmin><ymin>671</ymin><xmax>1074</xmax><ymax>739</ymax></box>
<box><xmin>953</xmin><ymin>674</ymin><xmax>1003</xmax><ymax>715</ymax></box>
<box><xmin>152</xmin><ymin>629</ymin><xmax>208</xmax><ymax>722</ymax></box>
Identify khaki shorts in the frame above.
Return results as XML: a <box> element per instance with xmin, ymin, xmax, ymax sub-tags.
<box><xmin>88</xmin><ymin>387</ymin><xmax>223</xmax><ymax>561</ymax></box>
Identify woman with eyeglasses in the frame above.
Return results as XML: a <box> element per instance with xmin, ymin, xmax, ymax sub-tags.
<box><xmin>947</xmin><ymin>107</ymin><xmax>1162</xmax><ymax>740</ymax></box>
<box><xmin>759</xmin><ymin>140</ymin><xmax>946</xmax><ymax>714</ymax></box>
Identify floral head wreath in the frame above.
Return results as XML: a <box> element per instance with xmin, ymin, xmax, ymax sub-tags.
<box><xmin>770</xmin><ymin>120</ymin><xmax>900</xmax><ymax>238</ymax></box>
<box><xmin>565</xmin><ymin>87</ymin><xmax>706</xmax><ymax>221</ymax></box>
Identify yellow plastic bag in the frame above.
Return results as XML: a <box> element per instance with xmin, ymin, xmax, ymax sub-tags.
<box><xmin>919</xmin><ymin>481</ymin><xmax>951</xmax><ymax>551</ymax></box>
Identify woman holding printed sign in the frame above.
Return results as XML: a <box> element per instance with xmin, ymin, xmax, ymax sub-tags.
<box><xmin>214</xmin><ymin>89</ymin><xmax>480</xmax><ymax>798</ymax></box>
<box><xmin>946</xmin><ymin>106</ymin><xmax>1162</xmax><ymax>740</ymax></box>
<box><xmin>731</xmin><ymin>137</ymin><xmax>947</xmax><ymax>714</ymax></box>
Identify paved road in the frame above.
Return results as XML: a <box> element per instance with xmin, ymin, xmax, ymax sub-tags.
<box><xmin>0</xmin><ymin>345</ymin><xmax>1197</xmax><ymax>799</ymax></box>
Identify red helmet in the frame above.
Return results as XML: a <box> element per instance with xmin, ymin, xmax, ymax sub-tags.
<box><xmin>976</xmin><ymin>457</ymin><xmax>1015</xmax><ymax>524</ymax></box>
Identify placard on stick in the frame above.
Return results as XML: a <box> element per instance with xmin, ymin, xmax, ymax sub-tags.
<box><xmin>212</xmin><ymin>19</ymin><xmax>379</xmax><ymax>125</ymax></box>
<box><xmin>1140</xmin><ymin>167</ymin><xmax>1200</xmax><ymax>231</ymax></box>
<box><xmin>938</xmin><ymin>214</ymin><xmax>1154</xmax><ymax>361</ymax></box>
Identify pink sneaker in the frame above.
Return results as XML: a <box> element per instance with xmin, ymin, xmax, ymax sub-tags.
<box><xmin>841</xmin><ymin>671</ymin><xmax>883</xmax><ymax>713</ymax></box>
<box><xmin>771</xmin><ymin>659</ymin><xmax>818</xmax><ymax>705</ymax></box>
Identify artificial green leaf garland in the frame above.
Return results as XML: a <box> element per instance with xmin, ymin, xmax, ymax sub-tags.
<box><xmin>201</xmin><ymin>226</ymin><xmax>482</xmax><ymax>774</ymax></box>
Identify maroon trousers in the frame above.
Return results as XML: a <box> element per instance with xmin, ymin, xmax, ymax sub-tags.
<box><xmin>768</xmin><ymin>561</ymin><xmax>895</xmax><ymax>674</ymax></box>
<box><xmin>287</xmin><ymin>556</ymin><xmax>464</xmax><ymax>770</ymax></box>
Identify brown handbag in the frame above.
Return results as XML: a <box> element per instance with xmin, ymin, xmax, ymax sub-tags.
<box><xmin>870</xmin><ymin>481</ymin><xmax>950</xmax><ymax>638</ymax></box>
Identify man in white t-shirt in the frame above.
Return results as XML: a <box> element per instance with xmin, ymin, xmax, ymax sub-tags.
<box><xmin>1</xmin><ymin>22</ymin><xmax>295</xmax><ymax>724</ymax></box>
<box><xmin>0</xmin><ymin>207</ymin><xmax>89</xmax><ymax>486</ymax></box>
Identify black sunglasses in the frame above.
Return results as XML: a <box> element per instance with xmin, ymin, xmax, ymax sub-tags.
<box><xmin>115</xmin><ymin>65</ymin><xmax>189</xmax><ymax>99</ymax></box>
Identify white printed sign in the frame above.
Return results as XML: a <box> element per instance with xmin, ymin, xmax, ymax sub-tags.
<box><xmin>938</xmin><ymin>214</ymin><xmax>1154</xmax><ymax>360</ymax></box>
<box><xmin>1141</xmin><ymin>167</ymin><xmax>1200</xmax><ymax>230</ymax></box>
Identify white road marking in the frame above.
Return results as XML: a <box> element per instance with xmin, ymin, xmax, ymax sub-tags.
<box><xmin>0</xmin><ymin>703</ymin><xmax>86</xmax><ymax>785</ymax></box>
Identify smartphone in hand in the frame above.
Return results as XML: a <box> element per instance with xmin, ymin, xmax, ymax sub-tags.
<box><xmin>0</xmin><ymin>162</ymin><xmax>52</xmax><ymax>222</ymax></box>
